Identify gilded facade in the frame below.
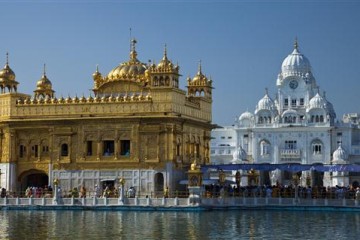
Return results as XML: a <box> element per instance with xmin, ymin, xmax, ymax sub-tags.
<box><xmin>0</xmin><ymin>40</ymin><xmax>213</xmax><ymax>196</ymax></box>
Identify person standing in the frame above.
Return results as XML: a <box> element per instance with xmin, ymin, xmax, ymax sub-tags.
<box><xmin>356</xmin><ymin>188</ymin><xmax>360</xmax><ymax>201</ymax></box>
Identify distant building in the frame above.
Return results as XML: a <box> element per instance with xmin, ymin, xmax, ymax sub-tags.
<box><xmin>0</xmin><ymin>40</ymin><xmax>213</xmax><ymax>196</ymax></box>
<box><xmin>211</xmin><ymin>40</ymin><xmax>360</xmax><ymax>187</ymax></box>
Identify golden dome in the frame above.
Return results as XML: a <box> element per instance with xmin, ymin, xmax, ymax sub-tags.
<box><xmin>36</xmin><ymin>73</ymin><xmax>52</xmax><ymax>90</ymax></box>
<box><xmin>0</xmin><ymin>53</ymin><xmax>16</xmax><ymax>81</ymax></box>
<box><xmin>191</xmin><ymin>61</ymin><xmax>209</xmax><ymax>84</ymax></box>
<box><xmin>107</xmin><ymin>38</ymin><xmax>147</xmax><ymax>81</ymax></box>
<box><xmin>157</xmin><ymin>45</ymin><xmax>173</xmax><ymax>69</ymax></box>
<box><xmin>92</xmin><ymin>65</ymin><xmax>102</xmax><ymax>80</ymax></box>
<box><xmin>34</xmin><ymin>65</ymin><xmax>55</xmax><ymax>99</ymax></box>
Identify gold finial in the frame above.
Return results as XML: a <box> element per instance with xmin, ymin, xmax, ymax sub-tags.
<box><xmin>190</xmin><ymin>159</ymin><xmax>197</xmax><ymax>171</ymax></box>
<box><xmin>294</xmin><ymin>37</ymin><xmax>298</xmax><ymax>50</ymax></box>
<box><xmin>119</xmin><ymin>177</ymin><xmax>126</xmax><ymax>186</ymax></box>
<box><xmin>96</xmin><ymin>64</ymin><xmax>99</xmax><ymax>73</ymax></box>
<box><xmin>130</xmin><ymin>38</ymin><xmax>138</xmax><ymax>61</ymax></box>
<box><xmin>53</xmin><ymin>178</ymin><xmax>59</xmax><ymax>186</ymax></box>
<box><xmin>131</xmin><ymin>38</ymin><xmax>137</xmax><ymax>52</ymax></box>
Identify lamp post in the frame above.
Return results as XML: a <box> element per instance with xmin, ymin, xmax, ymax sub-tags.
<box><xmin>235</xmin><ymin>171</ymin><xmax>241</xmax><ymax>187</ymax></box>
<box><xmin>292</xmin><ymin>174</ymin><xmax>299</xmax><ymax>203</ymax></box>
<box><xmin>219</xmin><ymin>169</ymin><xmax>226</xmax><ymax>186</ymax></box>
<box><xmin>119</xmin><ymin>177</ymin><xmax>126</xmax><ymax>205</ymax></box>
<box><xmin>53</xmin><ymin>178</ymin><xmax>59</xmax><ymax>205</ymax></box>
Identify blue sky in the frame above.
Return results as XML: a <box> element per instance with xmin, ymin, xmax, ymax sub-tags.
<box><xmin>1</xmin><ymin>0</ymin><xmax>360</xmax><ymax>126</ymax></box>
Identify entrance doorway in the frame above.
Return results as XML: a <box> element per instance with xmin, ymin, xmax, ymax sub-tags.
<box><xmin>19</xmin><ymin>170</ymin><xmax>48</xmax><ymax>193</ymax></box>
<box><xmin>154</xmin><ymin>173</ymin><xmax>164</xmax><ymax>197</ymax></box>
<box><xmin>262</xmin><ymin>171</ymin><xmax>271</xmax><ymax>186</ymax></box>
<box><xmin>313</xmin><ymin>171</ymin><xmax>324</xmax><ymax>187</ymax></box>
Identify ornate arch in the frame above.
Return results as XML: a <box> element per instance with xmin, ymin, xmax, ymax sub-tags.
<box><xmin>259</xmin><ymin>139</ymin><xmax>271</xmax><ymax>156</ymax></box>
<box><xmin>310</xmin><ymin>138</ymin><xmax>323</xmax><ymax>155</ymax></box>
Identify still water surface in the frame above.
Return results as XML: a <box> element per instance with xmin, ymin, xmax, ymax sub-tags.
<box><xmin>1</xmin><ymin>210</ymin><xmax>359</xmax><ymax>239</ymax></box>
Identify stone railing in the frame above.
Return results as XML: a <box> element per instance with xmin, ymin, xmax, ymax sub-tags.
<box><xmin>280</xmin><ymin>149</ymin><xmax>301</xmax><ymax>159</ymax></box>
<box><xmin>1</xmin><ymin>196</ymin><xmax>360</xmax><ymax>210</ymax></box>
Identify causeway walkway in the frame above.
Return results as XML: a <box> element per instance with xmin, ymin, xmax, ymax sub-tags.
<box><xmin>1</xmin><ymin>196</ymin><xmax>360</xmax><ymax>212</ymax></box>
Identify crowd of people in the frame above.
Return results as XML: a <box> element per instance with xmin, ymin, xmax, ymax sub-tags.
<box><xmin>204</xmin><ymin>183</ymin><xmax>360</xmax><ymax>200</ymax></box>
<box><xmin>24</xmin><ymin>186</ymin><xmax>53</xmax><ymax>198</ymax></box>
<box><xmin>3</xmin><ymin>183</ymin><xmax>359</xmax><ymax>200</ymax></box>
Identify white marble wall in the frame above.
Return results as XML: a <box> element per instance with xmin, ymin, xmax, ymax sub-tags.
<box><xmin>52</xmin><ymin>169</ymin><xmax>159</xmax><ymax>197</ymax></box>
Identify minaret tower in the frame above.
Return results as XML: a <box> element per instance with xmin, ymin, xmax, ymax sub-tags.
<box><xmin>34</xmin><ymin>64</ymin><xmax>55</xmax><ymax>99</ymax></box>
<box><xmin>187</xmin><ymin>61</ymin><xmax>213</xmax><ymax>99</ymax></box>
<box><xmin>148</xmin><ymin>44</ymin><xmax>180</xmax><ymax>88</ymax></box>
<box><xmin>0</xmin><ymin>53</ymin><xmax>18</xmax><ymax>94</ymax></box>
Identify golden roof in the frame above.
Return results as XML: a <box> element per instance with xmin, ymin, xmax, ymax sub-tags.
<box><xmin>107</xmin><ymin>38</ymin><xmax>147</xmax><ymax>81</ymax></box>
<box><xmin>0</xmin><ymin>53</ymin><xmax>16</xmax><ymax>81</ymax></box>
<box><xmin>189</xmin><ymin>61</ymin><xmax>210</xmax><ymax>86</ymax></box>
<box><xmin>157</xmin><ymin>45</ymin><xmax>173</xmax><ymax>69</ymax></box>
<box><xmin>36</xmin><ymin>65</ymin><xmax>53</xmax><ymax>90</ymax></box>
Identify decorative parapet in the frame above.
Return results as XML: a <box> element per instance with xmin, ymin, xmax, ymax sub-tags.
<box><xmin>16</xmin><ymin>92</ymin><xmax>152</xmax><ymax>106</ymax></box>
<box><xmin>185</xmin><ymin>96</ymin><xmax>200</xmax><ymax>108</ymax></box>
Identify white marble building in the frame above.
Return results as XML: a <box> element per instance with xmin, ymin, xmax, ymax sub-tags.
<box><xmin>211</xmin><ymin>41</ymin><xmax>360</xmax><ymax>188</ymax></box>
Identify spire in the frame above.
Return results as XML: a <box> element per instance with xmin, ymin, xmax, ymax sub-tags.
<box><xmin>129</xmin><ymin>27</ymin><xmax>132</xmax><ymax>52</ymax></box>
<box><xmin>294</xmin><ymin>37</ymin><xmax>298</xmax><ymax>51</ymax></box>
<box><xmin>265</xmin><ymin>87</ymin><xmax>268</xmax><ymax>96</ymax></box>
<box><xmin>43</xmin><ymin>63</ymin><xmax>47</xmax><ymax>77</ymax></box>
<box><xmin>197</xmin><ymin>60</ymin><xmax>202</xmax><ymax>75</ymax></box>
<box><xmin>5</xmin><ymin>52</ymin><xmax>9</xmax><ymax>65</ymax></box>
<box><xmin>163</xmin><ymin>43</ymin><xmax>168</xmax><ymax>61</ymax></box>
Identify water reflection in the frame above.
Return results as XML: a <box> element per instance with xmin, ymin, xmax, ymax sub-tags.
<box><xmin>0</xmin><ymin>210</ymin><xmax>359</xmax><ymax>239</ymax></box>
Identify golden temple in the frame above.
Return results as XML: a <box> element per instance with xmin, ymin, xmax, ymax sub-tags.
<box><xmin>0</xmin><ymin>39</ymin><xmax>213</xmax><ymax>196</ymax></box>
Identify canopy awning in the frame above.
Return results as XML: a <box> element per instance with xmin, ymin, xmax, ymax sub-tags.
<box><xmin>200</xmin><ymin>163</ymin><xmax>360</xmax><ymax>172</ymax></box>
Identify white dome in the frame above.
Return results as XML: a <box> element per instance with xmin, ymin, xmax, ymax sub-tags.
<box><xmin>256</xmin><ymin>93</ymin><xmax>276</xmax><ymax>113</ymax></box>
<box><xmin>309</xmin><ymin>93</ymin><xmax>326</xmax><ymax>109</ymax></box>
<box><xmin>281</xmin><ymin>108</ymin><xmax>298</xmax><ymax>118</ymax></box>
<box><xmin>281</xmin><ymin>42</ymin><xmax>311</xmax><ymax>76</ymax></box>
<box><xmin>239</xmin><ymin>111</ymin><xmax>254</xmax><ymax>121</ymax></box>
<box><xmin>333</xmin><ymin>144</ymin><xmax>348</xmax><ymax>162</ymax></box>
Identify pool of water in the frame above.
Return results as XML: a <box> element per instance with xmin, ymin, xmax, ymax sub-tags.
<box><xmin>1</xmin><ymin>210</ymin><xmax>359</xmax><ymax>239</ymax></box>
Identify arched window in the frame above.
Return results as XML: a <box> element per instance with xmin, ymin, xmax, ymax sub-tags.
<box><xmin>61</xmin><ymin>144</ymin><xmax>68</xmax><ymax>156</ymax></box>
<box><xmin>284</xmin><ymin>115</ymin><xmax>296</xmax><ymax>123</ymax></box>
<box><xmin>312</xmin><ymin>140</ymin><xmax>322</xmax><ymax>155</ymax></box>
<box><xmin>320</xmin><ymin>115</ymin><xmax>324</xmax><ymax>122</ymax></box>
<box><xmin>260</xmin><ymin>140</ymin><xmax>270</xmax><ymax>156</ymax></box>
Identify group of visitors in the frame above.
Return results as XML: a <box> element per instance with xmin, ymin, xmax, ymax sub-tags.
<box><xmin>67</xmin><ymin>186</ymin><xmax>87</xmax><ymax>198</ymax></box>
<box><xmin>24</xmin><ymin>186</ymin><xmax>53</xmax><ymax>198</ymax></box>
<box><xmin>205</xmin><ymin>183</ymin><xmax>360</xmax><ymax>200</ymax></box>
<box><xmin>98</xmin><ymin>185</ymin><xmax>136</xmax><ymax>198</ymax></box>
